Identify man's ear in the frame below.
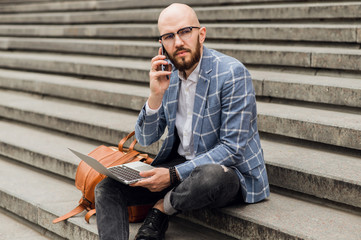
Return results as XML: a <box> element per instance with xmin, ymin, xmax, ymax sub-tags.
<box><xmin>199</xmin><ymin>27</ymin><xmax>206</xmax><ymax>44</ymax></box>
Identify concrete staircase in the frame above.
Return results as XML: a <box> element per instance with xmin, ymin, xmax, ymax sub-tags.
<box><xmin>0</xmin><ymin>0</ymin><xmax>360</xmax><ymax>239</ymax></box>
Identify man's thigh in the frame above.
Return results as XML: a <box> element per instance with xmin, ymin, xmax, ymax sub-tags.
<box><xmin>96</xmin><ymin>177</ymin><xmax>171</xmax><ymax>206</ymax></box>
<box><xmin>170</xmin><ymin>164</ymin><xmax>241</xmax><ymax>211</ymax></box>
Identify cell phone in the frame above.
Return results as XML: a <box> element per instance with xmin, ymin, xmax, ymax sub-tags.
<box><xmin>161</xmin><ymin>44</ymin><xmax>170</xmax><ymax>79</ymax></box>
<box><xmin>161</xmin><ymin>44</ymin><xmax>167</xmax><ymax>71</ymax></box>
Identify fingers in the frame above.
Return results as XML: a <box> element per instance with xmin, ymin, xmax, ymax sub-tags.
<box><xmin>130</xmin><ymin>177</ymin><xmax>154</xmax><ymax>190</ymax></box>
<box><xmin>139</xmin><ymin>169</ymin><xmax>155</xmax><ymax>178</ymax></box>
<box><xmin>151</xmin><ymin>57</ymin><xmax>169</xmax><ymax>71</ymax></box>
<box><xmin>129</xmin><ymin>170</ymin><xmax>154</xmax><ymax>187</ymax></box>
<box><xmin>130</xmin><ymin>168</ymin><xmax>170</xmax><ymax>192</ymax></box>
<box><xmin>149</xmin><ymin>70</ymin><xmax>171</xmax><ymax>82</ymax></box>
<box><xmin>151</xmin><ymin>47</ymin><xmax>171</xmax><ymax>72</ymax></box>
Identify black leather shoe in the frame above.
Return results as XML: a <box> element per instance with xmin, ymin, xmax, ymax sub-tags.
<box><xmin>135</xmin><ymin>208</ymin><xmax>169</xmax><ymax>240</ymax></box>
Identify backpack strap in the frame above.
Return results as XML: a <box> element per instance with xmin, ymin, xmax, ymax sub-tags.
<box><xmin>119</xmin><ymin>150</ymin><xmax>141</xmax><ymax>164</ymax></box>
<box><xmin>118</xmin><ymin>131</ymin><xmax>135</xmax><ymax>152</ymax></box>
<box><xmin>52</xmin><ymin>204</ymin><xmax>85</xmax><ymax>224</ymax></box>
<box><xmin>85</xmin><ymin>209</ymin><xmax>97</xmax><ymax>223</ymax></box>
<box><xmin>129</xmin><ymin>139</ymin><xmax>137</xmax><ymax>151</ymax></box>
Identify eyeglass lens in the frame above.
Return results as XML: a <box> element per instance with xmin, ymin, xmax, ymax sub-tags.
<box><xmin>161</xmin><ymin>27</ymin><xmax>198</xmax><ymax>44</ymax></box>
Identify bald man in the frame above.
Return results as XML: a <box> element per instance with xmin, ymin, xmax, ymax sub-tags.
<box><xmin>95</xmin><ymin>3</ymin><xmax>269</xmax><ymax>240</ymax></box>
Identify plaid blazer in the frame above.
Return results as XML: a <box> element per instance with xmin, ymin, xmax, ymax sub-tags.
<box><xmin>135</xmin><ymin>46</ymin><xmax>270</xmax><ymax>203</ymax></box>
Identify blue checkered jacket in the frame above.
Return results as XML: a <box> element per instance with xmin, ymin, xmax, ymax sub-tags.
<box><xmin>135</xmin><ymin>46</ymin><xmax>270</xmax><ymax>203</ymax></box>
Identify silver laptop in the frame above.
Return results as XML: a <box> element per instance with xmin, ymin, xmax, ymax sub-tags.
<box><xmin>69</xmin><ymin>148</ymin><xmax>154</xmax><ymax>185</ymax></box>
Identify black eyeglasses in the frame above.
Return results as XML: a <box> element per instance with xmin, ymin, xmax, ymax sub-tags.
<box><xmin>159</xmin><ymin>26</ymin><xmax>200</xmax><ymax>45</ymax></box>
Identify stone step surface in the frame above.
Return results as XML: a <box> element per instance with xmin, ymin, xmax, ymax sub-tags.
<box><xmin>0</xmin><ymin>89</ymin><xmax>161</xmax><ymax>154</ymax></box>
<box><xmin>0</xmin><ymin>23</ymin><xmax>360</xmax><ymax>44</ymax></box>
<box><xmin>0</xmin><ymin>50</ymin><xmax>360</xmax><ymax>108</ymax></box>
<box><xmin>0</xmin><ymin>155</ymin><xmax>235</xmax><ymax>240</ymax></box>
<box><xmin>257</xmin><ymin>101</ymin><xmax>361</xmax><ymax>150</ymax></box>
<box><xmin>0</xmin><ymin>208</ymin><xmax>57</xmax><ymax>240</ymax></box>
<box><xmin>0</xmin><ymin>88</ymin><xmax>359</xmax><ymax>152</ymax></box>
<box><xmin>1</xmin><ymin>64</ymin><xmax>360</xmax><ymax>109</ymax></box>
<box><xmin>261</xmin><ymin>135</ymin><xmax>361</xmax><ymax>209</ymax></box>
<box><xmin>0</xmin><ymin>117</ymin><xmax>360</xmax><ymax>209</ymax></box>
<box><xmin>0</xmin><ymin>51</ymin><xmax>150</xmax><ymax>83</ymax></box>
<box><xmin>251</xmin><ymin>71</ymin><xmax>361</xmax><ymax>108</ymax></box>
<box><xmin>0</xmin><ymin>155</ymin><xmax>360</xmax><ymax>240</ymax></box>
<box><xmin>1</xmin><ymin>38</ymin><xmax>360</xmax><ymax>71</ymax></box>
<box><xmin>182</xmin><ymin>190</ymin><xmax>361</xmax><ymax>240</ymax></box>
<box><xmin>0</xmin><ymin>119</ymin><xmax>99</xmax><ymax>180</ymax></box>
<box><xmin>0</xmin><ymin>89</ymin><xmax>142</xmax><ymax>143</ymax></box>
<box><xmin>0</xmin><ymin>0</ymin><xmax>87</xmax><ymax>3</ymax></box>
<box><xmin>0</xmin><ymin>0</ymin><xmax>301</xmax><ymax>13</ymax></box>
<box><xmin>0</xmin><ymin>2</ymin><xmax>360</xmax><ymax>24</ymax></box>
<box><xmin>0</xmin><ymin>68</ymin><xmax>149</xmax><ymax>111</ymax></box>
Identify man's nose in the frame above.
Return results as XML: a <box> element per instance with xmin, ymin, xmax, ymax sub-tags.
<box><xmin>174</xmin><ymin>34</ymin><xmax>184</xmax><ymax>47</ymax></box>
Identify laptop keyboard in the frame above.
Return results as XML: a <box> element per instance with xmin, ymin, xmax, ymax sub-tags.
<box><xmin>108</xmin><ymin>165</ymin><xmax>143</xmax><ymax>182</ymax></box>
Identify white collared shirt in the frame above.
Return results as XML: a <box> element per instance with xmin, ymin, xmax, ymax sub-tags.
<box><xmin>145</xmin><ymin>58</ymin><xmax>202</xmax><ymax>160</ymax></box>
<box><xmin>176</xmin><ymin>60</ymin><xmax>201</xmax><ymax>159</ymax></box>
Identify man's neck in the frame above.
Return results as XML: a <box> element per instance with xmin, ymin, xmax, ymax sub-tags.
<box><xmin>181</xmin><ymin>62</ymin><xmax>199</xmax><ymax>80</ymax></box>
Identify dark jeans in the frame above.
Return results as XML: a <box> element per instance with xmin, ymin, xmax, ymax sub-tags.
<box><xmin>95</xmin><ymin>158</ymin><xmax>241</xmax><ymax>240</ymax></box>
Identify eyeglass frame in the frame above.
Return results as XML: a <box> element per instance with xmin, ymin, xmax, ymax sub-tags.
<box><xmin>159</xmin><ymin>26</ymin><xmax>201</xmax><ymax>44</ymax></box>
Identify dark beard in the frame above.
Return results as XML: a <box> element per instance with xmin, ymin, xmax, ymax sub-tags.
<box><xmin>168</xmin><ymin>39</ymin><xmax>201</xmax><ymax>75</ymax></box>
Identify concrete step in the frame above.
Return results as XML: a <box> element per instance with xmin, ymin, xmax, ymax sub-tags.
<box><xmin>0</xmin><ymin>89</ymin><xmax>161</xmax><ymax>154</ymax></box>
<box><xmin>0</xmin><ymin>155</ymin><xmax>235</xmax><ymax>240</ymax></box>
<box><xmin>209</xmin><ymin>43</ymin><xmax>361</xmax><ymax>72</ymax></box>
<box><xmin>0</xmin><ymin>51</ymin><xmax>150</xmax><ymax>83</ymax></box>
<box><xmin>0</xmin><ymin>207</ymin><xmax>58</xmax><ymax>240</ymax></box>
<box><xmin>0</xmin><ymin>0</ymin><xmax>85</xmax><ymax>3</ymax></box>
<box><xmin>0</xmin><ymin>0</ymin><xmax>66</xmax><ymax>4</ymax></box>
<box><xmin>0</xmin><ymin>119</ymin><xmax>98</xmax><ymax>180</ymax></box>
<box><xmin>0</xmin><ymin>0</ymin><xmax>102</xmax><ymax>13</ymax></box>
<box><xmin>257</xmin><ymin>101</ymin><xmax>361</xmax><ymax>150</ymax></box>
<box><xmin>206</xmin><ymin>23</ymin><xmax>361</xmax><ymax>44</ymax></box>
<box><xmin>0</xmin><ymin>2</ymin><xmax>360</xmax><ymax>24</ymax></box>
<box><xmin>0</xmin><ymin>68</ymin><xmax>149</xmax><ymax>111</ymax></box>
<box><xmin>182</xmin><ymin>189</ymin><xmax>361</xmax><ymax>240</ymax></box>
<box><xmin>261</xmin><ymin>134</ymin><xmax>361</xmax><ymax>209</ymax></box>
<box><xmin>0</xmin><ymin>23</ymin><xmax>360</xmax><ymax>44</ymax></box>
<box><xmin>0</xmin><ymin>154</ymin><xmax>360</xmax><ymax>240</ymax></box>
<box><xmin>0</xmin><ymin>118</ymin><xmax>360</xmax><ymax>209</ymax></box>
<box><xmin>0</xmin><ymin>0</ymin><xmax>299</xmax><ymax>13</ymax></box>
<box><xmin>251</xmin><ymin>70</ymin><xmax>361</xmax><ymax>108</ymax></box>
<box><xmin>1</xmin><ymin>38</ymin><xmax>361</xmax><ymax>71</ymax></box>
<box><xmin>1</xmin><ymin>58</ymin><xmax>360</xmax><ymax>109</ymax></box>
<box><xmin>0</xmin><ymin>86</ymin><xmax>359</xmax><ymax>151</ymax></box>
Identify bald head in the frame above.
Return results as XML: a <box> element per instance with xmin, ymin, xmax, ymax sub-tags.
<box><xmin>158</xmin><ymin>3</ymin><xmax>200</xmax><ymax>35</ymax></box>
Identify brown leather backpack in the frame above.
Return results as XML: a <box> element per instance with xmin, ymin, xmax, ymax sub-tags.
<box><xmin>53</xmin><ymin>131</ymin><xmax>153</xmax><ymax>224</ymax></box>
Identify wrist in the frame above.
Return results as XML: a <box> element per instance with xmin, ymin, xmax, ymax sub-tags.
<box><xmin>169</xmin><ymin>167</ymin><xmax>180</xmax><ymax>187</ymax></box>
<box><xmin>148</xmin><ymin>94</ymin><xmax>163</xmax><ymax>110</ymax></box>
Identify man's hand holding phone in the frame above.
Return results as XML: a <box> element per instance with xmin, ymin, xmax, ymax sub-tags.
<box><xmin>148</xmin><ymin>46</ymin><xmax>172</xmax><ymax>110</ymax></box>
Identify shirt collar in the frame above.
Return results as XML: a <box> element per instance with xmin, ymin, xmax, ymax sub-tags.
<box><xmin>178</xmin><ymin>54</ymin><xmax>203</xmax><ymax>83</ymax></box>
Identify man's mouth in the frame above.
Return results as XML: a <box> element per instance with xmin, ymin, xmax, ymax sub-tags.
<box><xmin>175</xmin><ymin>49</ymin><xmax>190</xmax><ymax>57</ymax></box>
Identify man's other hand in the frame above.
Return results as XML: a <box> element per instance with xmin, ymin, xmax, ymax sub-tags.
<box><xmin>130</xmin><ymin>167</ymin><xmax>171</xmax><ymax>192</ymax></box>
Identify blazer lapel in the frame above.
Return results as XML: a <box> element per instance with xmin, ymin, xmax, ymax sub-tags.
<box><xmin>192</xmin><ymin>47</ymin><xmax>213</xmax><ymax>154</ymax></box>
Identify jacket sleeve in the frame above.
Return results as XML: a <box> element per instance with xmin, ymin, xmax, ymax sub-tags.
<box><xmin>135</xmin><ymin>103</ymin><xmax>167</xmax><ymax>147</ymax></box>
<box><xmin>175</xmin><ymin>64</ymin><xmax>258</xmax><ymax>180</ymax></box>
